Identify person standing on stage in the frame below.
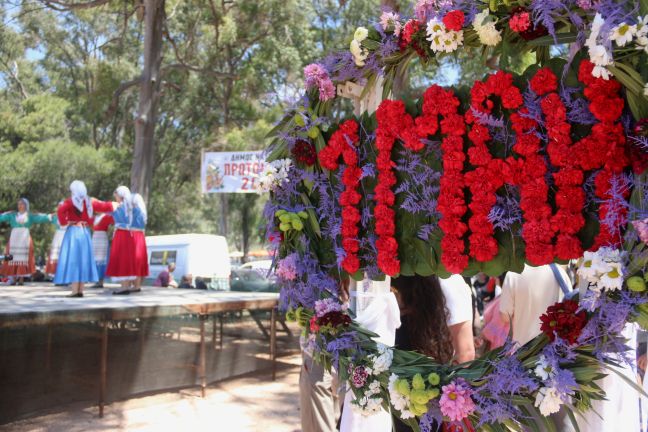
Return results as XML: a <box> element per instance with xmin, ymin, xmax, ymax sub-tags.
<box><xmin>91</xmin><ymin>213</ymin><xmax>114</xmax><ymax>288</ymax></box>
<box><xmin>0</xmin><ymin>198</ymin><xmax>52</xmax><ymax>285</ymax></box>
<box><xmin>55</xmin><ymin>181</ymin><xmax>100</xmax><ymax>297</ymax></box>
<box><xmin>94</xmin><ymin>186</ymin><xmax>149</xmax><ymax>295</ymax></box>
<box><xmin>46</xmin><ymin>204</ymin><xmax>67</xmax><ymax>278</ymax></box>
<box><xmin>130</xmin><ymin>193</ymin><xmax>149</xmax><ymax>292</ymax></box>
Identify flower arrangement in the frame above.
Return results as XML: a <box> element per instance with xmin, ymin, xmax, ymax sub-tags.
<box><xmin>263</xmin><ymin>1</ymin><xmax>648</xmax><ymax>430</ymax></box>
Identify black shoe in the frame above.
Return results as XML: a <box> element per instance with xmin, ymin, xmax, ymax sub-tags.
<box><xmin>17</xmin><ymin>280</ymin><xmax>24</xmax><ymax>286</ymax></box>
<box><xmin>113</xmin><ymin>289</ymin><xmax>131</xmax><ymax>295</ymax></box>
<box><xmin>67</xmin><ymin>293</ymin><xmax>83</xmax><ymax>298</ymax></box>
<box><xmin>91</xmin><ymin>283</ymin><xmax>104</xmax><ymax>289</ymax></box>
<box><xmin>131</xmin><ymin>289</ymin><xmax>142</xmax><ymax>293</ymax></box>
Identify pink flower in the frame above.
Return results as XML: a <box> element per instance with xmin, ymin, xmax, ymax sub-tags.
<box><xmin>509</xmin><ymin>11</ymin><xmax>531</xmax><ymax>33</ymax></box>
<box><xmin>439</xmin><ymin>380</ymin><xmax>475</xmax><ymax>421</ymax></box>
<box><xmin>380</xmin><ymin>11</ymin><xmax>402</xmax><ymax>36</ymax></box>
<box><xmin>632</xmin><ymin>218</ymin><xmax>648</xmax><ymax>244</ymax></box>
<box><xmin>303</xmin><ymin>63</ymin><xmax>336</xmax><ymax>102</ymax></box>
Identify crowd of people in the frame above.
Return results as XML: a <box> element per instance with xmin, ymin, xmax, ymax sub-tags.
<box><xmin>0</xmin><ymin>180</ymin><xmax>149</xmax><ymax>296</ymax></box>
<box><xmin>300</xmin><ymin>265</ymin><xmax>647</xmax><ymax>432</ymax></box>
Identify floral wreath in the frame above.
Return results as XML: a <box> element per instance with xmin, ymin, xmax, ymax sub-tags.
<box><xmin>263</xmin><ymin>1</ymin><xmax>648</xmax><ymax>430</ymax></box>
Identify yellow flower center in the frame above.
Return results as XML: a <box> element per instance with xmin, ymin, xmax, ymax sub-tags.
<box><xmin>449</xmin><ymin>392</ymin><xmax>457</xmax><ymax>401</ymax></box>
<box><xmin>608</xmin><ymin>268</ymin><xmax>620</xmax><ymax>278</ymax></box>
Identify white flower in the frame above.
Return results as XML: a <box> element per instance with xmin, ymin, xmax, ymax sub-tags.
<box><xmin>472</xmin><ymin>9</ymin><xmax>490</xmax><ymax>28</ymax></box>
<box><xmin>472</xmin><ymin>9</ymin><xmax>501</xmax><ymax>46</ymax></box>
<box><xmin>370</xmin><ymin>345</ymin><xmax>394</xmax><ymax>375</ymax></box>
<box><xmin>426</xmin><ymin>18</ymin><xmax>463</xmax><ymax>53</ymax></box>
<box><xmin>354</xmin><ymin>27</ymin><xmax>369</xmax><ymax>42</ymax></box>
<box><xmin>644</xmin><ymin>83</ymin><xmax>648</xmax><ymax>97</ymax></box>
<box><xmin>534</xmin><ymin>355</ymin><xmax>555</xmax><ymax>381</ymax></box>
<box><xmin>380</xmin><ymin>11</ymin><xmax>402</xmax><ymax>36</ymax></box>
<box><xmin>577</xmin><ymin>250</ymin><xmax>610</xmax><ymax>282</ymax></box>
<box><xmin>367</xmin><ymin>380</ymin><xmax>381</xmax><ymax>395</ymax></box>
<box><xmin>350</xmin><ymin>39</ymin><xmax>368</xmax><ymax>67</ymax></box>
<box><xmin>610</xmin><ymin>23</ymin><xmax>636</xmax><ymax>46</ymax></box>
<box><xmin>476</xmin><ymin>22</ymin><xmax>502</xmax><ymax>46</ymax></box>
<box><xmin>256</xmin><ymin>159</ymin><xmax>292</xmax><ymax>193</ymax></box>
<box><xmin>585</xmin><ymin>13</ymin><xmax>613</xmax><ymax>80</ymax></box>
<box><xmin>363</xmin><ymin>397</ymin><xmax>383</xmax><ymax>414</ymax></box>
<box><xmin>588</xmin><ymin>43</ymin><xmax>612</xmax><ymax>65</ymax></box>
<box><xmin>400</xmin><ymin>409</ymin><xmax>415</xmax><ymax>419</ymax></box>
<box><xmin>598</xmin><ymin>263</ymin><xmax>624</xmax><ymax>291</ymax></box>
<box><xmin>577</xmin><ymin>247</ymin><xmax>626</xmax><ymax>284</ymax></box>
<box><xmin>635</xmin><ymin>16</ymin><xmax>648</xmax><ymax>51</ymax></box>
<box><xmin>388</xmin><ymin>373</ymin><xmax>411</xmax><ymax>413</ymax></box>
<box><xmin>534</xmin><ymin>387</ymin><xmax>563</xmax><ymax>416</ymax></box>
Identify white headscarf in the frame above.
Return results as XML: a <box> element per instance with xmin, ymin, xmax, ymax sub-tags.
<box><xmin>114</xmin><ymin>185</ymin><xmax>133</xmax><ymax>222</ymax></box>
<box><xmin>132</xmin><ymin>193</ymin><xmax>147</xmax><ymax>224</ymax></box>
<box><xmin>70</xmin><ymin>180</ymin><xmax>93</xmax><ymax>217</ymax></box>
<box><xmin>16</xmin><ymin>198</ymin><xmax>29</xmax><ymax>224</ymax></box>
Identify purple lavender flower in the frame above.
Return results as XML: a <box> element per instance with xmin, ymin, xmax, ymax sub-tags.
<box><xmin>314</xmin><ymin>297</ymin><xmax>345</xmax><ymax>318</ymax></box>
<box><xmin>474</xmin><ymin>353</ymin><xmax>538</xmax><ymax>425</ymax></box>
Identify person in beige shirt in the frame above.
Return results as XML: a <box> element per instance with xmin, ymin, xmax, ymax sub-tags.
<box><xmin>499</xmin><ymin>264</ymin><xmax>570</xmax><ymax>346</ymax></box>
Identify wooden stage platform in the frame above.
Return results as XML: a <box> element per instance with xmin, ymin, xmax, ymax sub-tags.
<box><xmin>0</xmin><ymin>285</ymin><xmax>281</xmax><ymax>418</ymax></box>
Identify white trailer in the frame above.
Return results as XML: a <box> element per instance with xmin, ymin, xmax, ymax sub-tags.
<box><xmin>145</xmin><ymin>233</ymin><xmax>231</xmax><ymax>290</ymax></box>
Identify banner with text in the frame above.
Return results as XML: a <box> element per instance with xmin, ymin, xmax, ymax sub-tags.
<box><xmin>201</xmin><ymin>151</ymin><xmax>266</xmax><ymax>193</ymax></box>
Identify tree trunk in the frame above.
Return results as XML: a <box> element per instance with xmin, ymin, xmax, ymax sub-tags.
<box><xmin>130</xmin><ymin>0</ymin><xmax>165</xmax><ymax>201</ymax></box>
<box><xmin>219</xmin><ymin>194</ymin><xmax>228</xmax><ymax>237</ymax></box>
<box><xmin>241</xmin><ymin>195</ymin><xmax>252</xmax><ymax>261</ymax></box>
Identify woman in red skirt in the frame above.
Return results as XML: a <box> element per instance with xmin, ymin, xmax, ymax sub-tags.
<box><xmin>94</xmin><ymin>186</ymin><xmax>148</xmax><ymax>294</ymax></box>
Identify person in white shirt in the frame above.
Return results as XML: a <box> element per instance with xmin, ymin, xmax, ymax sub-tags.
<box><xmin>499</xmin><ymin>264</ymin><xmax>569</xmax><ymax>345</ymax></box>
<box><xmin>439</xmin><ymin>274</ymin><xmax>477</xmax><ymax>363</ymax></box>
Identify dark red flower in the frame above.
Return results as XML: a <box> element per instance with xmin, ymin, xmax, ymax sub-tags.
<box><xmin>318</xmin><ymin>311</ymin><xmax>352</xmax><ymax>329</ymax></box>
<box><xmin>540</xmin><ymin>300</ymin><xmax>587</xmax><ymax>344</ymax></box>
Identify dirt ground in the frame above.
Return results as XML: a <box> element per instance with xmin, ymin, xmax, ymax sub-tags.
<box><xmin>0</xmin><ymin>355</ymin><xmax>302</xmax><ymax>432</ymax></box>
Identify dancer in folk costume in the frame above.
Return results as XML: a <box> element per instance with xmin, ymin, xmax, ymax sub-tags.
<box><xmin>129</xmin><ymin>193</ymin><xmax>149</xmax><ymax>292</ymax></box>
<box><xmin>0</xmin><ymin>198</ymin><xmax>51</xmax><ymax>285</ymax></box>
<box><xmin>94</xmin><ymin>186</ymin><xmax>148</xmax><ymax>295</ymax></box>
<box><xmin>46</xmin><ymin>205</ymin><xmax>67</xmax><ymax>277</ymax></box>
<box><xmin>91</xmin><ymin>213</ymin><xmax>114</xmax><ymax>288</ymax></box>
<box><xmin>55</xmin><ymin>181</ymin><xmax>101</xmax><ymax>297</ymax></box>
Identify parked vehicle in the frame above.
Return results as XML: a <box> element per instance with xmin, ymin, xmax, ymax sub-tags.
<box><xmin>229</xmin><ymin>268</ymin><xmax>278</xmax><ymax>293</ymax></box>
<box><xmin>146</xmin><ymin>234</ymin><xmax>231</xmax><ymax>290</ymax></box>
<box><xmin>239</xmin><ymin>259</ymin><xmax>273</xmax><ymax>276</ymax></box>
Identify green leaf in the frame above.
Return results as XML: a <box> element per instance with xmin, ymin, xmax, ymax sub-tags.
<box><xmin>527</xmin><ymin>33</ymin><xmax>578</xmax><ymax>46</ymax></box>
<box><xmin>608</xmin><ymin>64</ymin><xmax>645</xmax><ymax>95</ymax></box>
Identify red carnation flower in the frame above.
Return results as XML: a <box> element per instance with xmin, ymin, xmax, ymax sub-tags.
<box><xmin>540</xmin><ymin>300</ymin><xmax>587</xmax><ymax>344</ymax></box>
<box><xmin>529</xmin><ymin>67</ymin><xmax>558</xmax><ymax>96</ymax></box>
<box><xmin>501</xmin><ymin>86</ymin><xmax>524</xmax><ymax>109</ymax></box>
<box><xmin>589</xmin><ymin>95</ymin><xmax>624</xmax><ymax>123</ymax></box>
<box><xmin>442</xmin><ymin>10</ymin><xmax>465</xmax><ymax>31</ymax></box>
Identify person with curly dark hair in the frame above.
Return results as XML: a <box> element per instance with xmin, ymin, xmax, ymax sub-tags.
<box><xmin>392</xmin><ymin>274</ymin><xmax>475</xmax><ymax>364</ymax></box>
<box><xmin>391</xmin><ymin>274</ymin><xmax>475</xmax><ymax>432</ymax></box>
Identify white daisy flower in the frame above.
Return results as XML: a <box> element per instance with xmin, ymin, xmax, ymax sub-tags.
<box><xmin>534</xmin><ymin>355</ymin><xmax>555</xmax><ymax>381</ymax></box>
<box><xmin>610</xmin><ymin>22</ymin><xmax>636</xmax><ymax>46</ymax></box>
